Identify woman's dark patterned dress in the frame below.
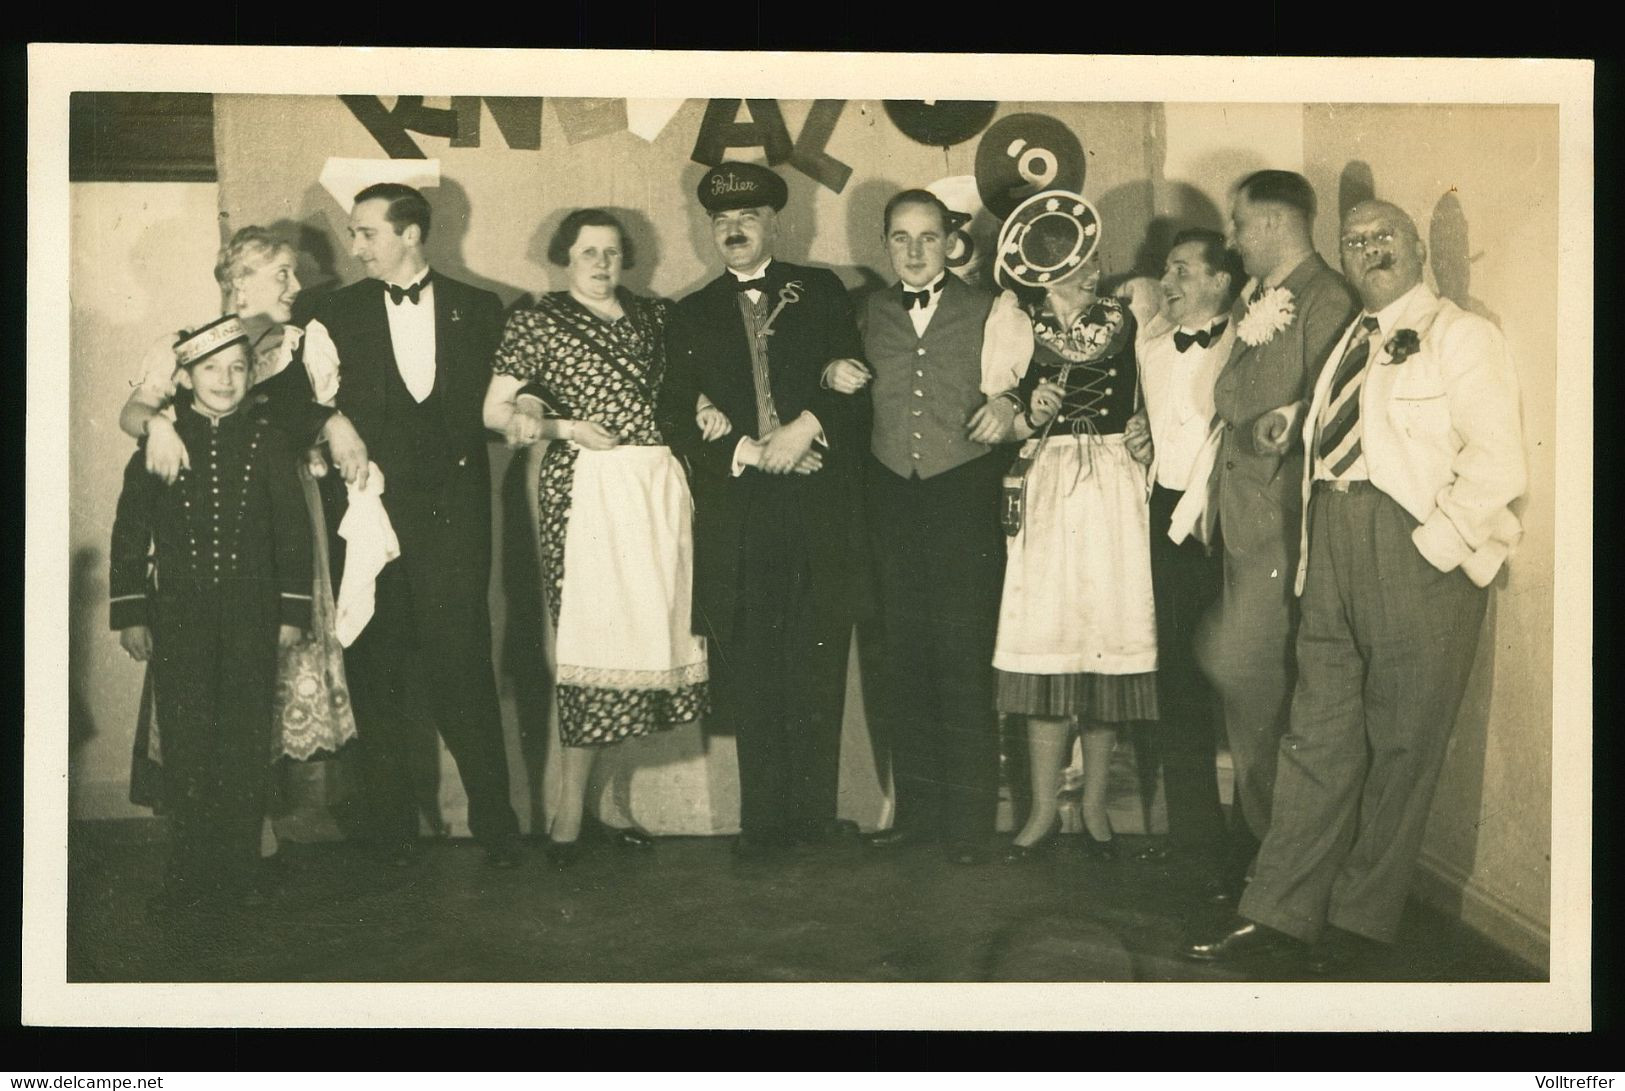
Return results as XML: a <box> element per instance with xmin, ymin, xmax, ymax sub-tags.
<box><xmin>492</xmin><ymin>290</ymin><xmax>708</xmax><ymax>745</ymax></box>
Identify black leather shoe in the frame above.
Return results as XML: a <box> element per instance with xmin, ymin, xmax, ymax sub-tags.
<box><xmin>1304</xmin><ymin>927</ymin><xmax>1378</xmax><ymax>976</ymax></box>
<box><xmin>605</xmin><ymin>825</ymin><xmax>657</xmax><ymax>849</ymax></box>
<box><xmin>1002</xmin><ymin>828</ymin><xmax>1059</xmax><ymax>863</ymax></box>
<box><xmin>485</xmin><ymin>840</ymin><xmax>523</xmax><ymax>869</ymax></box>
<box><xmin>1077</xmin><ymin>814</ymin><xmax>1117</xmax><ymax>861</ymax></box>
<box><xmin>1078</xmin><ymin>834</ymin><xmax>1117</xmax><ymax>861</ymax></box>
<box><xmin>546</xmin><ymin>839</ymin><xmax>582</xmax><ymax>871</ymax></box>
<box><xmin>1181</xmin><ymin>916</ymin><xmax>1293</xmax><ymax>962</ymax></box>
<box><xmin>861</xmin><ymin>827</ymin><xmax>920</xmax><ymax>850</ymax></box>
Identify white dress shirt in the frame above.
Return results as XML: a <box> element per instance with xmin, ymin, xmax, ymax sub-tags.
<box><xmin>1138</xmin><ymin>312</ymin><xmax>1232</xmax><ymax>490</ymax></box>
<box><xmin>730</xmin><ymin>257</ymin><xmax>773</xmax><ymax>304</ymax></box>
<box><xmin>303</xmin><ymin>270</ymin><xmax>436</xmax><ymax>405</ymax></box>
<box><xmin>902</xmin><ymin>272</ymin><xmax>948</xmax><ymax>336</ymax></box>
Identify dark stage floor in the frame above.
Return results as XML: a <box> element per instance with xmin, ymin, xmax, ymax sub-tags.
<box><xmin>65</xmin><ymin>819</ymin><xmax>1543</xmax><ymax>984</ymax></box>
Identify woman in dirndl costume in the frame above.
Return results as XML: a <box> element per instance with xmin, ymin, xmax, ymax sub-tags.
<box><xmin>118</xmin><ymin>227</ymin><xmax>359</xmax><ymax>852</ymax></box>
<box><xmin>483</xmin><ymin>208</ymin><xmax>709</xmax><ymax>870</ymax></box>
<box><xmin>992</xmin><ymin>191</ymin><xmax>1158</xmax><ymax>863</ymax></box>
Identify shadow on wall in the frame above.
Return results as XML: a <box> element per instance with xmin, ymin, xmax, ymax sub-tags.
<box><xmin>1097</xmin><ymin>180</ymin><xmax>1225</xmax><ymax>287</ymax></box>
<box><xmin>1338</xmin><ymin>160</ymin><xmax>1377</xmax><ymax>222</ymax></box>
<box><xmin>69</xmin><ymin>547</ymin><xmax>103</xmax><ymax>761</ymax></box>
<box><xmin>839</xmin><ymin>176</ymin><xmax>901</xmax><ymax>301</ymax></box>
<box><xmin>497</xmin><ymin>443</ymin><xmax>552</xmax><ymax>834</ymax></box>
<box><xmin>1430</xmin><ymin>191</ymin><xmax>1502</xmax><ymax>329</ymax></box>
<box><xmin>266</xmin><ymin>217</ymin><xmax>342</xmax><ymax>304</ymax></box>
<box><xmin>1426</xmin><ymin>592</ymin><xmax>1499</xmax><ymax>903</ymax></box>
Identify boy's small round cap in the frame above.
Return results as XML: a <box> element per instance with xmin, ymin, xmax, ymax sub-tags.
<box><xmin>175</xmin><ymin>314</ymin><xmax>250</xmax><ymax>368</ymax></box>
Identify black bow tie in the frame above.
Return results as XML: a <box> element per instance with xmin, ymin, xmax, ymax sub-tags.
<box><xmin>902</xmin><ymin>279</ymin><xmax>945</xmax><ymax>311</ymax></box>
<box><xmin>734</xmin><ymin>277</ymin><xmax>768</xmax><ymax>294</ymax></box>
<box><xmin>1174</xmin><ymin>320</ymin><xmax>1227</xmax><ymax>353</ymax></box>
<box><xmin>387</xmin><ymin>276</ymin><xmax>429</xmax><ymax>305</ymax></box>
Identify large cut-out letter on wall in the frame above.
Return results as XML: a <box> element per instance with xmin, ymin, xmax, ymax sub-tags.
<box><xmin>692</xmin><ymin>98</ymin><xmax>853</xmax><ymax>193</ymax></box>
<box><xmin>341</xmin><ymin>95</ymin><xmax>459</xmax><ymax>159</ymax></box>
<box><xmin>450</xmin><ymin>97</ymin><xmax>544</xmax><ymax>150</ymax></box>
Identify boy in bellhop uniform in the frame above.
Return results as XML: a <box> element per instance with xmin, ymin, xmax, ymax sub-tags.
<box><xmin>110</xmin><ymin>315</ymin><xmax>312</xmax><ymax>910</ymax></box>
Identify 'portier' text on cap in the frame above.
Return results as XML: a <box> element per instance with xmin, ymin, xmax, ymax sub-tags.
<box><xmin>697</xmin><ymin>162</ymin><xmax>789</xmax><ymax>214</ymax></box>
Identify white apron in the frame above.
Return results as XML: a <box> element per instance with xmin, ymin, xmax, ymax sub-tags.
<box><xmin>554</xmin><ymin>445</ymin><xmax>708</xmax><ymax>690</ymax></box>
<box><xmin>992</xmin><ymin>432</ymin><xmax>1158</xmax><ymax>676</ymax></box>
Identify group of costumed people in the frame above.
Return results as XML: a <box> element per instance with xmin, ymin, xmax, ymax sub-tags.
<box><xmin>110</xmin><ymin>153</ymin><xmax>1527</xmax><ymax>979</ymax></box>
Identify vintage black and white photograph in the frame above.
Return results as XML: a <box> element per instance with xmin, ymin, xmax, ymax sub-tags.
<box><xmin>23</xmin><ymin>47</ymin><xmax>1593</xmax><ymax>1030</ymax></box>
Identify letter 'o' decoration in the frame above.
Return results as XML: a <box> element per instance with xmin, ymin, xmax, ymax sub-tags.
<box><xmin>974</xmin><ymin>112</ymin><xmax>1086</xmax><ymax>220</ymax></box>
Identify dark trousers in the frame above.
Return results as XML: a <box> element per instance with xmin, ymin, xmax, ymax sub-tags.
<box><xmin>710</xmin><ymin>481</ymin><xmax>851</xmax><ymax>844</ymax></box>
<box><xmin>1146</xmin><ymin>483</ymin><xmax>1227</xmax><ymax>867</ymax></box>
<box><xmin>1239</xmin><ymin>483</ymin><xmax>1487</xmax><ymax>943</ymax></box>
<box><xmin>866</xmin><ymin>454</ymin><xmax>1004</xmax><ymax>843</ymax></box>
<box><xmin>344</xmin><ymin>477</ymin><xmax>519</xmax><ymax>850</ymax></box>
<box><xmin>152</xmin><ymin>590</ymin><xmax>277</xmax><ymax>900</ymax></box>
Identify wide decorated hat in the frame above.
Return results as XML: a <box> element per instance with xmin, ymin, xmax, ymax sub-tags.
<box><xmin>174</xmin><ymin>314</ymin><xmax>250</xmax><ymax>368</ymax></box>
<box><xmin>994</xmin><ymin>189</ymin><xmax>1102</xmax><ymax>290</ymax></box>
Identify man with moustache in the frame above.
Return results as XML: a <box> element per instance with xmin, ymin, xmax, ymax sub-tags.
<box><xmin>1185</xmin><ymin>199</ymin><xmax>1525</xmax><ymax>970</ymax></box>
<box><xmin>1129</xmin><ymin>228</ymin><xmax>1245</xmax><ymax>892</ymax></box>
<box><xmin>833</xmin><ymin>188</ymin><xmax>1030</xmax><ymax>864</ymax></box>
<box><xmin>1201</xmin><ymin>171</ymin><xmax>1357</xmax><ymax>891</ymax></box>
<box><xmin>659</xmin><ymin>162</ymin><xmax>869</xmax><ymax>861</ymax></box>
<box><xmin>301</xmin><ymin>183</ymin><xmax>522</xmax><ymax>869</ymax></box>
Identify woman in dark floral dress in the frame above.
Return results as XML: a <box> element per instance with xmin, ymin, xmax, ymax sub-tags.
<box><xmin>484</xmin><ymin>209</ymin><xmax>708</xmax><ymax>868</ymax></box>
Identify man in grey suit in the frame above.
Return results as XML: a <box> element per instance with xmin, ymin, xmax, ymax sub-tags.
<box><xmin>1199</xmin><ymin>170</ymin><xmax>1357</xmax><ymax>891</ymax></box>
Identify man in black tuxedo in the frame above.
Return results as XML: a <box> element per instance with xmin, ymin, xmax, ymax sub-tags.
<box><xmin>659</xmin><ymin>162</ymin><xmax>870</xmax><ymax>860</ymax></box>
<box><xmin>303</xmin><ymin>183</ymin><xmax>521</xmax><ymax>868</ymax></box>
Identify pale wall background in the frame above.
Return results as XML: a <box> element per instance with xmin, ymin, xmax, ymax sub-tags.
<box><xmin>64</xmin><ymin>98</ymin><xmax>1560</xmax><ymax>968</ymax></box>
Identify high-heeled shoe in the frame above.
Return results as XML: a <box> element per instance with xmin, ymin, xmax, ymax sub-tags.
<box><xmin>546</xmin><ymin>838</ymin><xmax>583</xmax><ymax>871</ymax></box>
<box><xmin>583</xmin><ymin>816</ymin><xmax>656</xmax><ymax>849</ymax></box>
<box><xmin>1002</xmin><ymin>820</ymin><xmax>1061</xmax><ymax>864</ymax></box>
<box><xmin>1077</xmin><ymin>816</ymin><xmax>1117</xmax><ymax>861</ymax></box>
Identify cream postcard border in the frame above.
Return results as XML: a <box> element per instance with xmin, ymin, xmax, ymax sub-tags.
<box><xmin>24</xmin><ymin>46</ymin><xmax>1595</xmax><ymax>1031</ymax></box>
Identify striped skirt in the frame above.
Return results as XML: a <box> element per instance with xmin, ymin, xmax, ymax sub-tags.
<box><xmin>992</xmin><ymin>433</ymin><xmax>1159</xmax><ymax>723</ymax></box>
<box><xmin>995</xmin><ymin>669</ymin><xmax>1158</xmax><ymax>722</ymax></box>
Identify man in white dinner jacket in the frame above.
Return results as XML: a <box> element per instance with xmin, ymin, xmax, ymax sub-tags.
<box><xmin>1183</xmin><ymin>198</ymin><xmax>1526</xmax><ymax>972</ymax></box>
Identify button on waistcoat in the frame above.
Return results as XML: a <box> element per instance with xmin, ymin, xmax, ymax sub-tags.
<box><xmin>866</xmin><ymin>282</ymin><xmax>995</xmax><ymax>479</ymax></box>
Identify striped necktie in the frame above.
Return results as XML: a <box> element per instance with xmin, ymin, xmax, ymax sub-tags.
<box><xmin>1317</xmin><ymin>316</ymin><xmax>1382</xmax><ymax>477</ymax></box>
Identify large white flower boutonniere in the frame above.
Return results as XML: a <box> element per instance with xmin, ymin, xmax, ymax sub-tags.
<box><xmin>1236</xmin><ymin>286</ymin><xmax>1296</xmax><ymax>347</ymax></box>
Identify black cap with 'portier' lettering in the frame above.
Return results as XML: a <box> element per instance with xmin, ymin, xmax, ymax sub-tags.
<box><xmin>696</xmin><ymin>161</ymin><xmax>788</xmax><ymax>214</ymax></box>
